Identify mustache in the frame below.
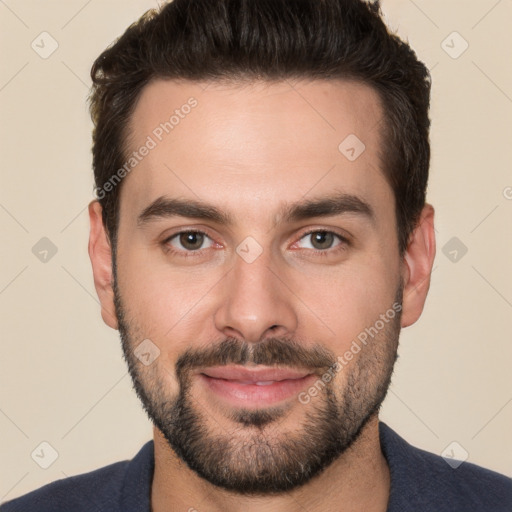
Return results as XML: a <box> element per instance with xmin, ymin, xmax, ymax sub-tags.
<box><xmin>175</xmin><ymin>336</ymin><xmax>337</xmax><ymax>381</ymax></box>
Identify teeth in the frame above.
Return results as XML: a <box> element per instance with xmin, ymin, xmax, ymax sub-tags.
<box><xmin>236</xmin><ymin>380</ymin><xmax>276</xmax><ymax>386</ymax></box>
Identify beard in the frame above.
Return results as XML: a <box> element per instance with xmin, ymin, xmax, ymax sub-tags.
<box><xmin>113</xmin><ymin>268</ymin><xmax>402</xmax><ymax>496</ymax></box>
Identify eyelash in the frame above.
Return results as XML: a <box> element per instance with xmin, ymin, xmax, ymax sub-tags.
<box><xmin>161</xmin><ymin>229</ymin><xmax>350</xmax><ymax>259</ymax></box>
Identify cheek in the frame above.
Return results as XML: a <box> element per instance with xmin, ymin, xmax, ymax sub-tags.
<box><xmin>292</xmin><ymin>256</ymin><xmax>400</xmax><ymax>350</ymax></box>
<box><xmin>117</xmin><ymin>247</ymin><xmax>222</xmax><ymax>340</ymax></box>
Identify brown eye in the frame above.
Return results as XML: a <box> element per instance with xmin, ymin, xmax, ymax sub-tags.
<box><xmin>179</xmin><ymin>232</ymin><xmax>205</xmax><ymax>250</ymax></box>
<box><xmin>165</xmin><ymin>231</ymin><xmax>214</xmax><ymax>252</ymax></box>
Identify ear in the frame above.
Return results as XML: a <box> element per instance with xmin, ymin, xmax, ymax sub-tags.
<box><xmin>400</xmin><ymin>204</ymin><xmax>436</xmax><ymax>328</ymax></box>
<box><xmin>88</xmin><ymin>200</ymin><xmax>118</xmax><ymax>330</ymax></box>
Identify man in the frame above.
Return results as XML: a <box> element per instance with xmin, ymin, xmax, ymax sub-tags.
<box><xmin>2</xmin><ymin>0</ymin><xmax>511</xmax><ymax>511</ymax></box>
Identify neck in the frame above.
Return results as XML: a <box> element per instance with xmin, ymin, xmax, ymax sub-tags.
<box><xmin>151</xmin><ymin>415</ymin><xmax>390</xmax><ymax>512</ymax></box>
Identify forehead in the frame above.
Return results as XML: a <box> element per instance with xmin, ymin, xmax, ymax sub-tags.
<box><xmin>121</xmin><ymin>78</ymin><xmax>391</xmax><ymax>225</ymax></box>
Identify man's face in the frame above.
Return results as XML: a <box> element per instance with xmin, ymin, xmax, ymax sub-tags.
<box><xmin>110</xmin><ymin>79</ymin><xmax>405</xmax><ymax>494</ymax></box>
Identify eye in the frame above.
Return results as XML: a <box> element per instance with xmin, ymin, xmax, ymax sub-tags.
<box><xmin>296</xmin><ymin>230</ymin><xmax>347</xmax><ymax>252</ymax></box>
<box><xmin>164</xmin><ymin>230</ymin><xmax>215</xmax><ymax>252</ymax></box>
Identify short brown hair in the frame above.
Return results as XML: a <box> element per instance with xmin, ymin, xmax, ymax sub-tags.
<box><xmin>89</xmin><ymin>0</ymin><xmax>431</xmax><ymax>255</ymax></box>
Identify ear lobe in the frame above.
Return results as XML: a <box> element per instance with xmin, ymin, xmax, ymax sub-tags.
<box><xmin>400</xmin><ymin>204</ymin><xmax>436</xmax><ymax>328</ymax></box>
<box><xmin>88</xmin><ymin>200</ymin><xmax>118</xmax><ymax>330</ymax></box>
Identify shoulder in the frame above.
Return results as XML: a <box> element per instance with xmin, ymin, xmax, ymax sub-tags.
<box><xmin>0</xmin><ymin>461</ymin><xmax>127</xmax><ymax>512</ymax></box>
<box><xmin>410</xmin><ymin>441</ymin><xmax>512</xmax><ymax>509</ymax></box>
<box><xmin>0</xmin><ymin>441</ymin><xmax>154</xmax><ymax>512</ymax></box>
<box><xmin>379</xmin><ymin>422</ymin><xmax>512</xmax><ymax>511</ymax></box>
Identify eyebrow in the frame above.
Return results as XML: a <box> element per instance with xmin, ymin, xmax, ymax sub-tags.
<box><xmin>137</xmin><ymin>192</ymin><xmax>375</xmax><ymax>228</ymax></box>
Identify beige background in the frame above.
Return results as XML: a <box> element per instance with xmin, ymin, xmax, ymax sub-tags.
<box><xmin>1</xmin><ymin>0</ymin><xmax>511</xmax><ymax>502</ymax></box>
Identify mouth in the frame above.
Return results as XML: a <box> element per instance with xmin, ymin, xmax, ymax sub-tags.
<box><xmin>197</xmin><ymin>365</ymin><xmax>317</xmax><ymax>407</ymax></box>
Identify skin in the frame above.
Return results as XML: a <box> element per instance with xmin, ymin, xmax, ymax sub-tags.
<box><xmin>88</xmin><ymin>78</ymin><xmax>436</xmax><ymax>512</ymax></box>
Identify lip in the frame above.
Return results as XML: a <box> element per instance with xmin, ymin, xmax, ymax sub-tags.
<box><xmin>200</xmin><ymin>365</ymin><xmax>312</xmax><ymax>382</ymax></box>
<box><xmin>197</xmin><ymin>365</ymin><xmax>317</xmax><ymax>407</ymax></box>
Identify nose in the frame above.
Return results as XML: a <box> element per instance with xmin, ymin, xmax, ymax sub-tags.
<box><xmin>213</xmin><ymin>247</ymin><xmax>298</xmax><ymax>344</ymax></box>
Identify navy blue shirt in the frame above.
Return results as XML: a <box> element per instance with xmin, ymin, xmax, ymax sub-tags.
<box><xmin>2</xmin><ymin>422</ymin><xmax>511</xmax><ymax>511</ymax></box>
